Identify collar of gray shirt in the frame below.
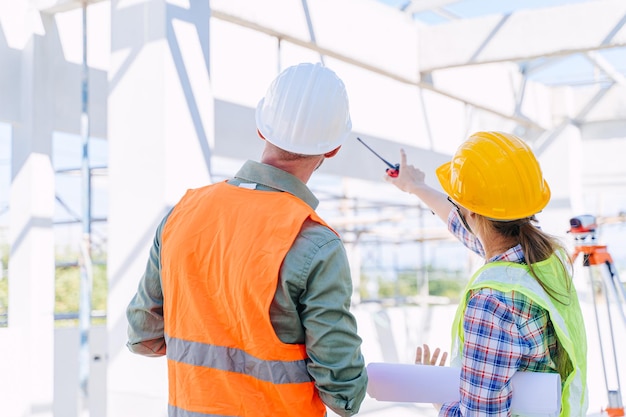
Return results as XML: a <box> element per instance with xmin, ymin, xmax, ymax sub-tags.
<box><xmin>230</xmin><ymin>160</ymin><xmax>319</xmax><ymax>210</ymax></box>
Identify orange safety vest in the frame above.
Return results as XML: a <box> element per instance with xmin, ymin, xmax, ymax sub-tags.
<box><xmin>161</xmin><ymin>181</ymin><xmax>330</xmax><ymax>417</ymax></box>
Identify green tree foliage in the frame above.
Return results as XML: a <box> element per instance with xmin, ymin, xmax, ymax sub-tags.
<box><xmin>0</xmin><ymin>250</ymin><xmax>107</xmax><ymax>327</ymax></box>
<box><xmin>55</xmin><ymin>260</ymin><xmax>108</xmax><ymax>318</ymax></box>
<box><xmin>360</xmin><ymin>266</ymin><xmax>465</xmax><ymax>303</ymax></box>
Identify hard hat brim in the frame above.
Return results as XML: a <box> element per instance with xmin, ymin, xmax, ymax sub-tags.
<box><xmin>436</xmin><ymin>161</ymin><xmax>551</xmax><ymax>221</ymax></box>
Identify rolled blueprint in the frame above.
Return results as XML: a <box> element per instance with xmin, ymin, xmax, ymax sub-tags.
<box><xmin>367</xmin><ymin>362</ymin><xmax>561</xmax><ymax>417</ymax></box>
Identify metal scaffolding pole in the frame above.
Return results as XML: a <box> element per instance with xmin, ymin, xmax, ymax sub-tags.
<box><xmin>78</xmin><ymin>1</ymin><xmax>93</xmax><ymax>415</ymax></box>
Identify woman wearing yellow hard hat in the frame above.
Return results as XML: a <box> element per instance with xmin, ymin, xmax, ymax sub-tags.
<box><xmin>385</xmin><ymin>131</ymin><xmax>588</xmax><ymax>417</ymax></box>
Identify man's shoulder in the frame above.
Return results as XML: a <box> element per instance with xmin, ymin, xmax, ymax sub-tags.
<box><xmin>298</xmin><ymin>218</ymin><xmax>342</xmax><ymax>248</ymax></box>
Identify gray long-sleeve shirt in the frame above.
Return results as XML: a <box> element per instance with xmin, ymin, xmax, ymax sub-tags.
<box><xmin>126</xmin><ymin>160</ymin><xmax>368</xmax><ymax>416</ymax></box>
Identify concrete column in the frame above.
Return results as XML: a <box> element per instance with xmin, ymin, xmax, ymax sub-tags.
<box><xmin>107</xmin><ymin>1</ymin><xmax>213</xmax><ymax>415</ymax></box>
<box><xmin>4</xmin><ymin>12</ymin><xmax>57</xmax><ymax>417</ymax></box>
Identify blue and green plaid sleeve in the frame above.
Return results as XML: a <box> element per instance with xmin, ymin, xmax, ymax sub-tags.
<box><xmin>440</xmin><ymin>288</ymin><xmax>557</xmax><ymax>417</ymax></box>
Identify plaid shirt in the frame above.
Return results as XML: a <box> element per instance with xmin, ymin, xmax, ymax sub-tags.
<box><xmin>440</xmin><ymin>211</ymin><xmax>559</xmax><ymax>417</ymax></box>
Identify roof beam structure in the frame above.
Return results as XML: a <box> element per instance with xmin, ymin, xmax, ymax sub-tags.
<box><xmin>210</xmin><ymin>5</ymin><xmax>547</xmax><ymax>132</ymax></box>
<box><xmin>418</xmin><ymin>0</ymin><xmax>626</xmax><ymax>72</ymax></box>
<box><xmin>30</xmin><ymin>0</ymin><xmax>108</xmax><ymax>14</ymax></box>
<box><xmin>586</xmin><ymin>51</ymin><xmax>626</xmax><ymax>87</ymax></box>
<box><xmin>21</xmin><ymin>0</ymin><xmax>626</xmax><ymax>137</ymax></box>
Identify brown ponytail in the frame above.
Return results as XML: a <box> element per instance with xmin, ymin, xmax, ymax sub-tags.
<box><xmin>491</xmin><ymin>216</ymin><xmax>572</xmax><ymax>305</ymax></box>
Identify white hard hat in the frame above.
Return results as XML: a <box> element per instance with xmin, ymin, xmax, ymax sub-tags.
<box><xmin>255</xmin><ymin>62</ymin><xmax>352</xmax><ymax>155</ymax></box>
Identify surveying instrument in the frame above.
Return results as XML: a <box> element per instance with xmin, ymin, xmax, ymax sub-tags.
<box><xmin>569</xmin><ymin>215</ymin><xmax>626</xmax><ymax>417</ymax></box>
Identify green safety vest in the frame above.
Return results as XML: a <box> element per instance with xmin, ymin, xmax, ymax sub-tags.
<box><xmin>450</xmin><ymin>253</ymin><xmax>588</xmax><ymax>417</ymax></box>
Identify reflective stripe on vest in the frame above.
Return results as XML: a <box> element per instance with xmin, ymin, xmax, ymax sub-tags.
<box><xmin>165</xmin><ymin>335</ymin><xmax>312</xmax><ymax>384</ymax></box>
<box><xmin>450</xmin><ymin>254</ymin><xmax>588</xmax><ymax>417</ymax></box>
<box><xmin>161</xmin><ymin>182</ymin><xmax>331</xmax><ymax>417</ymax></box>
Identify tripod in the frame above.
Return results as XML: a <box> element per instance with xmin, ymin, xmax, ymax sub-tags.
<box><xmin>570</xmin><ymin>215</ymin><xmax>626</xmax><ymax>417</ymax></box>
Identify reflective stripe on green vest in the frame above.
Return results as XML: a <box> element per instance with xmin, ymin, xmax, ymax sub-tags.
<box><xmin>450</xmin><ymin>253</ymin><xmax>588</xmax><ymax>417</ymax></box>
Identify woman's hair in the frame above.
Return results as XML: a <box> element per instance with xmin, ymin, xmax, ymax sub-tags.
<box><xmin>485</xmin><ymin>216</ymin><xmax>573</xmax><ymax>305</ymax></box>
<box><xmin>489</xmin><ymin>216</ymin><xmax>575</xmax><ymax>379</ymax></box>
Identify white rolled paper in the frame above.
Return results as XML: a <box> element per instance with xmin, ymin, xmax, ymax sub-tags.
<box><xmin>366</xmin><ymin>362</ymin><xmax>561</xmax><ymax>417</ymax></box>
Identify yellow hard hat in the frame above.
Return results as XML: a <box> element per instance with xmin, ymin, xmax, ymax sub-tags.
<box><xmin>435</xmin><ymin>131</ymin><xmax>551</xmax><ymax>221</ymax></box>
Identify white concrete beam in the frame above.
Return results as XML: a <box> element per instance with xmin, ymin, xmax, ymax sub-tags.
<box><xmin>210</xmin><ymin>0</ymin><xmax>547</xmax><ymax>132</ymax></box>
<box><xmin>30</xmin><ymin>0</ymin><xmax>108</xmax><ymax>14</ymax></box>
<box><xmin>582</xmin><ymin>120</ymin><xmax>626</xmax><ymax>140</ymax></box>
<box><xmin>213</xmin><ymin>99</ymin><xmax>450</xmax><ymax>185</ymax></box>
<box><xmin>575</xmin><ymin>84</ymin><xmax>626</xmax><ymax>122</ymax></box>
<box><xmin>585</xmin><ymin>51</ymin><xmax>626</xmax><ymax>87</ymax></box>
<box><xmin>2</xmin><ymin>0</ymin><xmax>624</xmax><ymax>153</ymax></box>
<box><xmin>7</xmin><ymin>12</ymin><xmax>58</xmax><ymax>417</ymax></box>
<box><xmin>107</xmin><ymin>1</ymin><xmax>212</xmax><ymax>415</ymax></box>
<box><xmin>211</xmin><ymin>0</ymin><xmax>421</xmax><ymax>84</ymax></box>
<box><xmin>418</xmin><ymin>0</ymin><xmax>626</xmax><ymax>72</ymax></box>
<box><xmin>0</xmin><ymin>41</ymin><xmax>21</xmax><ymax>123</ymax></box>
<box><xmin>0</xmin><ymin>9</ymin><xmax>108</xmax><ymax>137</ymax></box>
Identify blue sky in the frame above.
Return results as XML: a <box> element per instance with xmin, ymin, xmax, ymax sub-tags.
<box><xmin>377</xmin><ymin>0</ymin><xmax>594</xmax><ymax>21</ymax></box>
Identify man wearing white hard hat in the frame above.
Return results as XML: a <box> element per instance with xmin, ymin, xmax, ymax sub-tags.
<box><xmin>126</xmin><ymin>62</ymin><xmax>368</xmax><ymax>417</ymax></box>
